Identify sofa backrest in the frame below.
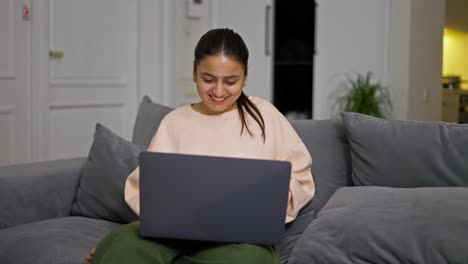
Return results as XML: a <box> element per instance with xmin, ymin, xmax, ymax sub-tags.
<box><xmin>276</xmin><ymin>119</ymin><xmax>352</xmax><ymax>260</ymax></box>
<box><xmin>286</xmin><ymin>119</ymin><xmax>352</xmax><ymax>233</ymax></box>
<box><xmin>341</xmin><ymin>112</ymin><xmax>468</xmax><ymax>187</ymax></box>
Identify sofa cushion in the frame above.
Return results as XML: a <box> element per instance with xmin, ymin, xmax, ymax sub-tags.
<box><xmin>288</xmin><ymin>186</ymin><xmax>468</xmax><ymax>264</ymax></box>
<box><xmin>0</xmin><ymin>216</ymin><xmax>119</xmax><ymax>264</ymax></box>
<box><xmin>72</xmin><ymin>124</ymin><xmax>143</xmax><ymax>223</ymax></box>
<box><xmin>341</xmin><ymin>112</ymin><xmax>468</xmax><ymax>187</ymax></box>
<box><xmin>278</xmin><ymin>119</ymin><xmax>352</xmax><ymax>262</ymax></box>
<box><xmin>132</xmin><ymin>95</ymin><xmax>173</xmax><ymax>148</ymax></box>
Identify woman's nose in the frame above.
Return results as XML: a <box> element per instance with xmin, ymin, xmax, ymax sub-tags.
<box><xmin>212</xmin><ymin>81</ymin><xmax>224</xmax><ymax>96</ymax></box>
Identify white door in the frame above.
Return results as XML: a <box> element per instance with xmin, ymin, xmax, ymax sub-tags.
<box><xmin>212</xmin><ymin>0</ymin><xmax>274</xmax><ymax>102</ymax></box>
<box><xmin>32</xmin><ymin>0</ymin><xmax>139</xmax><ymax>161</ymax></box>
<box><xmin>0</xmin><ymin>0</ymin><xmax>31</xmax><ymax>165</ymax></box>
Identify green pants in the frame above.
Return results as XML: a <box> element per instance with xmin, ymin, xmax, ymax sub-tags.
<box><xmin>92</xmin><ymin>221</ymin><xmax>279</xmax><ymax>264</ymax></box>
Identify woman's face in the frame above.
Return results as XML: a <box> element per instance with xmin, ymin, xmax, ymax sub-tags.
<box><xmin>193</xmin><ymin>53</ymin><xmax>247</xmax><ymax>115</ymax></box>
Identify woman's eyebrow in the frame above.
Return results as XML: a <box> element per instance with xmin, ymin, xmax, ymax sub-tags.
<box><xmin>201</xmin><ymin>72</ymin><xmax>240</xmax><ymax>79</ymax></box>
<box><xmin>201</xmin><ymin>72</ymin><xmax>215</xmax><ymax>78</ymax></box>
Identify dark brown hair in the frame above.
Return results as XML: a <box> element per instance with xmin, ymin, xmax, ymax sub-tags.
<box><xmin>193</xmin><ymin>28</ymin><xmax>265</xmax><ymax>141</ymax></box>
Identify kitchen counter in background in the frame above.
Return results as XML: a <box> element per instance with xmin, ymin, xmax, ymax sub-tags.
<box><xmin>442</xmin><ymin>89</ymin><xmax>468</xmax><ymax>123</ymax></box>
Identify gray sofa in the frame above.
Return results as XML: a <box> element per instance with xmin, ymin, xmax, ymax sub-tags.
<box><xmin>1</xmin><ymin>96</ymin><xmax>468</xmax><ymax>264</ymax></box>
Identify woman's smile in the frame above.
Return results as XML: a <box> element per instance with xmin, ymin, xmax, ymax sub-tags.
<box><xmin>210</xmin><ymin>95</ymin><xmax>228</xmax><ymax>104</ymax></box>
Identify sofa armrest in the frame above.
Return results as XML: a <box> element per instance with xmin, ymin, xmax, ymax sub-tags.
<box><xmin>0</xmin><ymin>157</ymin><xmax>86</xmax><ymax>229</ymax></box>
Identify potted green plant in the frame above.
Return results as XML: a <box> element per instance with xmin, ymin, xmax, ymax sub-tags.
<box><xmin>338</xmin><ymin>72</ymin><xmax>392</xmax><ymax>118</ymax></box>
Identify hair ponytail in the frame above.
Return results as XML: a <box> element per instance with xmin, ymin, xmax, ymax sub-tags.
<box><xmin>237</xmin><ymin>92</ymin><xmax>265</xmax><ymax>142</ymax></box>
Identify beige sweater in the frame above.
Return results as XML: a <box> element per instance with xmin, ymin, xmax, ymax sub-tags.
<box><xmin>125</xmin><ymin>97</ymin><xmax>315</xmax><ymax>223</ymax></box>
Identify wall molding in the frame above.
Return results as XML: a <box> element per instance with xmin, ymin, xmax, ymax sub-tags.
<box><xmin>0</xmin><ymin>105</ymin><xmax>15</xmax><ymax>164</ymax></box>
<box><xmin>0</xmin><ymin>105</ymin><xmax>14</xmax><ymax>114</ymax></box>
<box><xmin>0</xmin><ymin>0</ymin><xmax>15</xmax><ymax>79</ymax></box>
<box><xmin>50</xmin><ymin>101</ymin><xmax>125</xmax><ymax>110</ymax></box>
<box><xmin>50</xmin><ymin>78</ymin><xmax>127</xmax><ymax>87</ymax></box>
<box><xmin>0</xmin><ymin>74</ymin><xmax>15</xmax><ymax>79</ymax></box>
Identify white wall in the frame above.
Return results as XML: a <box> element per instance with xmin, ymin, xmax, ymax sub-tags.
<box><xmin>169</xmin><ymin>0</ymin><xmax>214</xmax><ymax>107</ymax></box>
<box><xmin>0</xmin><ymin>0</ymin><xmax>447</xmax><ymax>165</ymax></box>
<box><xmin>138</xmin><ymin>0</ymin><xmax>165</xmax><ymax>105</ymax></box>
<box><xmin>314</xmin><ymin>0</ymin><xmax>390</xmax><ymax>119</ymax></box>
<box><xmin>164</xmin><ymin>0</ymin><xmax>274</xmax><ymax>108</ymax></box>
<box><xmin>0</xmin><ymin>0</ymin><xmax>32</xmax><ymax>165</ymax></box>
<box><xmin>388</xmin><ymin>0</ymin><xmax>411</xmax><ymax>120</ymax></box>
<box><xmin>141</xmin><ymin>0</ymin><xmax>445</xmax><ymax>121</ymax></box>
<box><xmin>314</xmin><ymin>0</ymin><xmax>445</xmax><ymax>121</ymax></box>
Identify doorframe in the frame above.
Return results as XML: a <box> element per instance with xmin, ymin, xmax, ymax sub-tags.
<box><xmin>30</xmin><ymin>0</ymin><xmax>50</xmax><ymax>162</ymax></box>
<box><xmin>137</xmin><ymin>0</ymin><xmax>170</xmax><ymax>106</ymax></box>
<box><xmin>161</xmin><ymin>0</ymin><xmax>171</xmax><ymax>106</ymax></box>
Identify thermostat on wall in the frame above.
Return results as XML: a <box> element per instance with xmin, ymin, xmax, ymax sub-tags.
<box><xmin>186</xmin><ymin>0</ymin><xmax>203</xmax><ymax>19</ymax></box>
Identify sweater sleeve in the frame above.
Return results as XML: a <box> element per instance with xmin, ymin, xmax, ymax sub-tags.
<box><xmin>124</xmin><ymin>117</ymin><xmax>175</xmax><ymax>216</ymax></box>
<box><xmin>281</xmin><ymin>141</ymin><xmax>315</xmax><ymax>223</ymax></box>
<box><xmin>268</xmin><ymin>104</ymin><xmax>315</xmax><ymax>223</ymax></box>
<box><xmin>124</xmin><ymin>166</ymin><xmax>140</xmax><ymax>215</ymax></box>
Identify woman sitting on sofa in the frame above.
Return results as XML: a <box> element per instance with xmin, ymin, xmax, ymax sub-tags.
<box><xmin>87</xmin><ymin>28</ymin><xmax>314</xmax><ymax>264</ymax></box>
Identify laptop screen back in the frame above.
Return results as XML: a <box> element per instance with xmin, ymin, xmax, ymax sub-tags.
<box><xmin>139</xmin><ymin>151</ymin><xmax>291</xmax><ymax>245</ymax></box>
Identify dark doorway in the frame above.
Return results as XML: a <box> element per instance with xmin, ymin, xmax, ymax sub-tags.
<box><xmin>273</xmin><ymin>0</ymin><xmax>315</xmax><ymax>119</ymax></box>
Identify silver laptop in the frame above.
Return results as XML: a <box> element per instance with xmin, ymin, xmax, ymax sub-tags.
<box><xmin>139</xmin><ymin>151</ymin><xmax>291</xmax><ymax>245</ymax></box>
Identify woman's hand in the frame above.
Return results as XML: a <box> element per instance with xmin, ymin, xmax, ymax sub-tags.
<box><xmin>85</xmin><ymin>248</ymin><xmax>95</xmax><ymax>264</ymax></box>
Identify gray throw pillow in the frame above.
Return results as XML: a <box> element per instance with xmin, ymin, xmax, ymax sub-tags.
<box><xmin>278</xmin><ymin>119</ymin><xmax>352</xmax><ymax>262</ymax></box>
<box><xmin>72</xmin><ymin>124</ymin><xmax>143</xmax><ymax>223</ymax></box>
<box><xmin>341</xmin><ymin>112</ymin><xmax>468</xmax><ymax>187</ymax></box>
<box><xmin>132</xmin><ymin>95</ymin><xmax>173</xmax><ymax>148</ymax></box>
<box><xmin>289</xmin><ymin>186</ymin><xmax>468</xmax><ymax>264</ymax></box>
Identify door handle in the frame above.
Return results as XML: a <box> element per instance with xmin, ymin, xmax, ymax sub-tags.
<box><xmin>49</xmin><ymin>50</ymin><xmax>64</xmax><ymax>58</ymax></box>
